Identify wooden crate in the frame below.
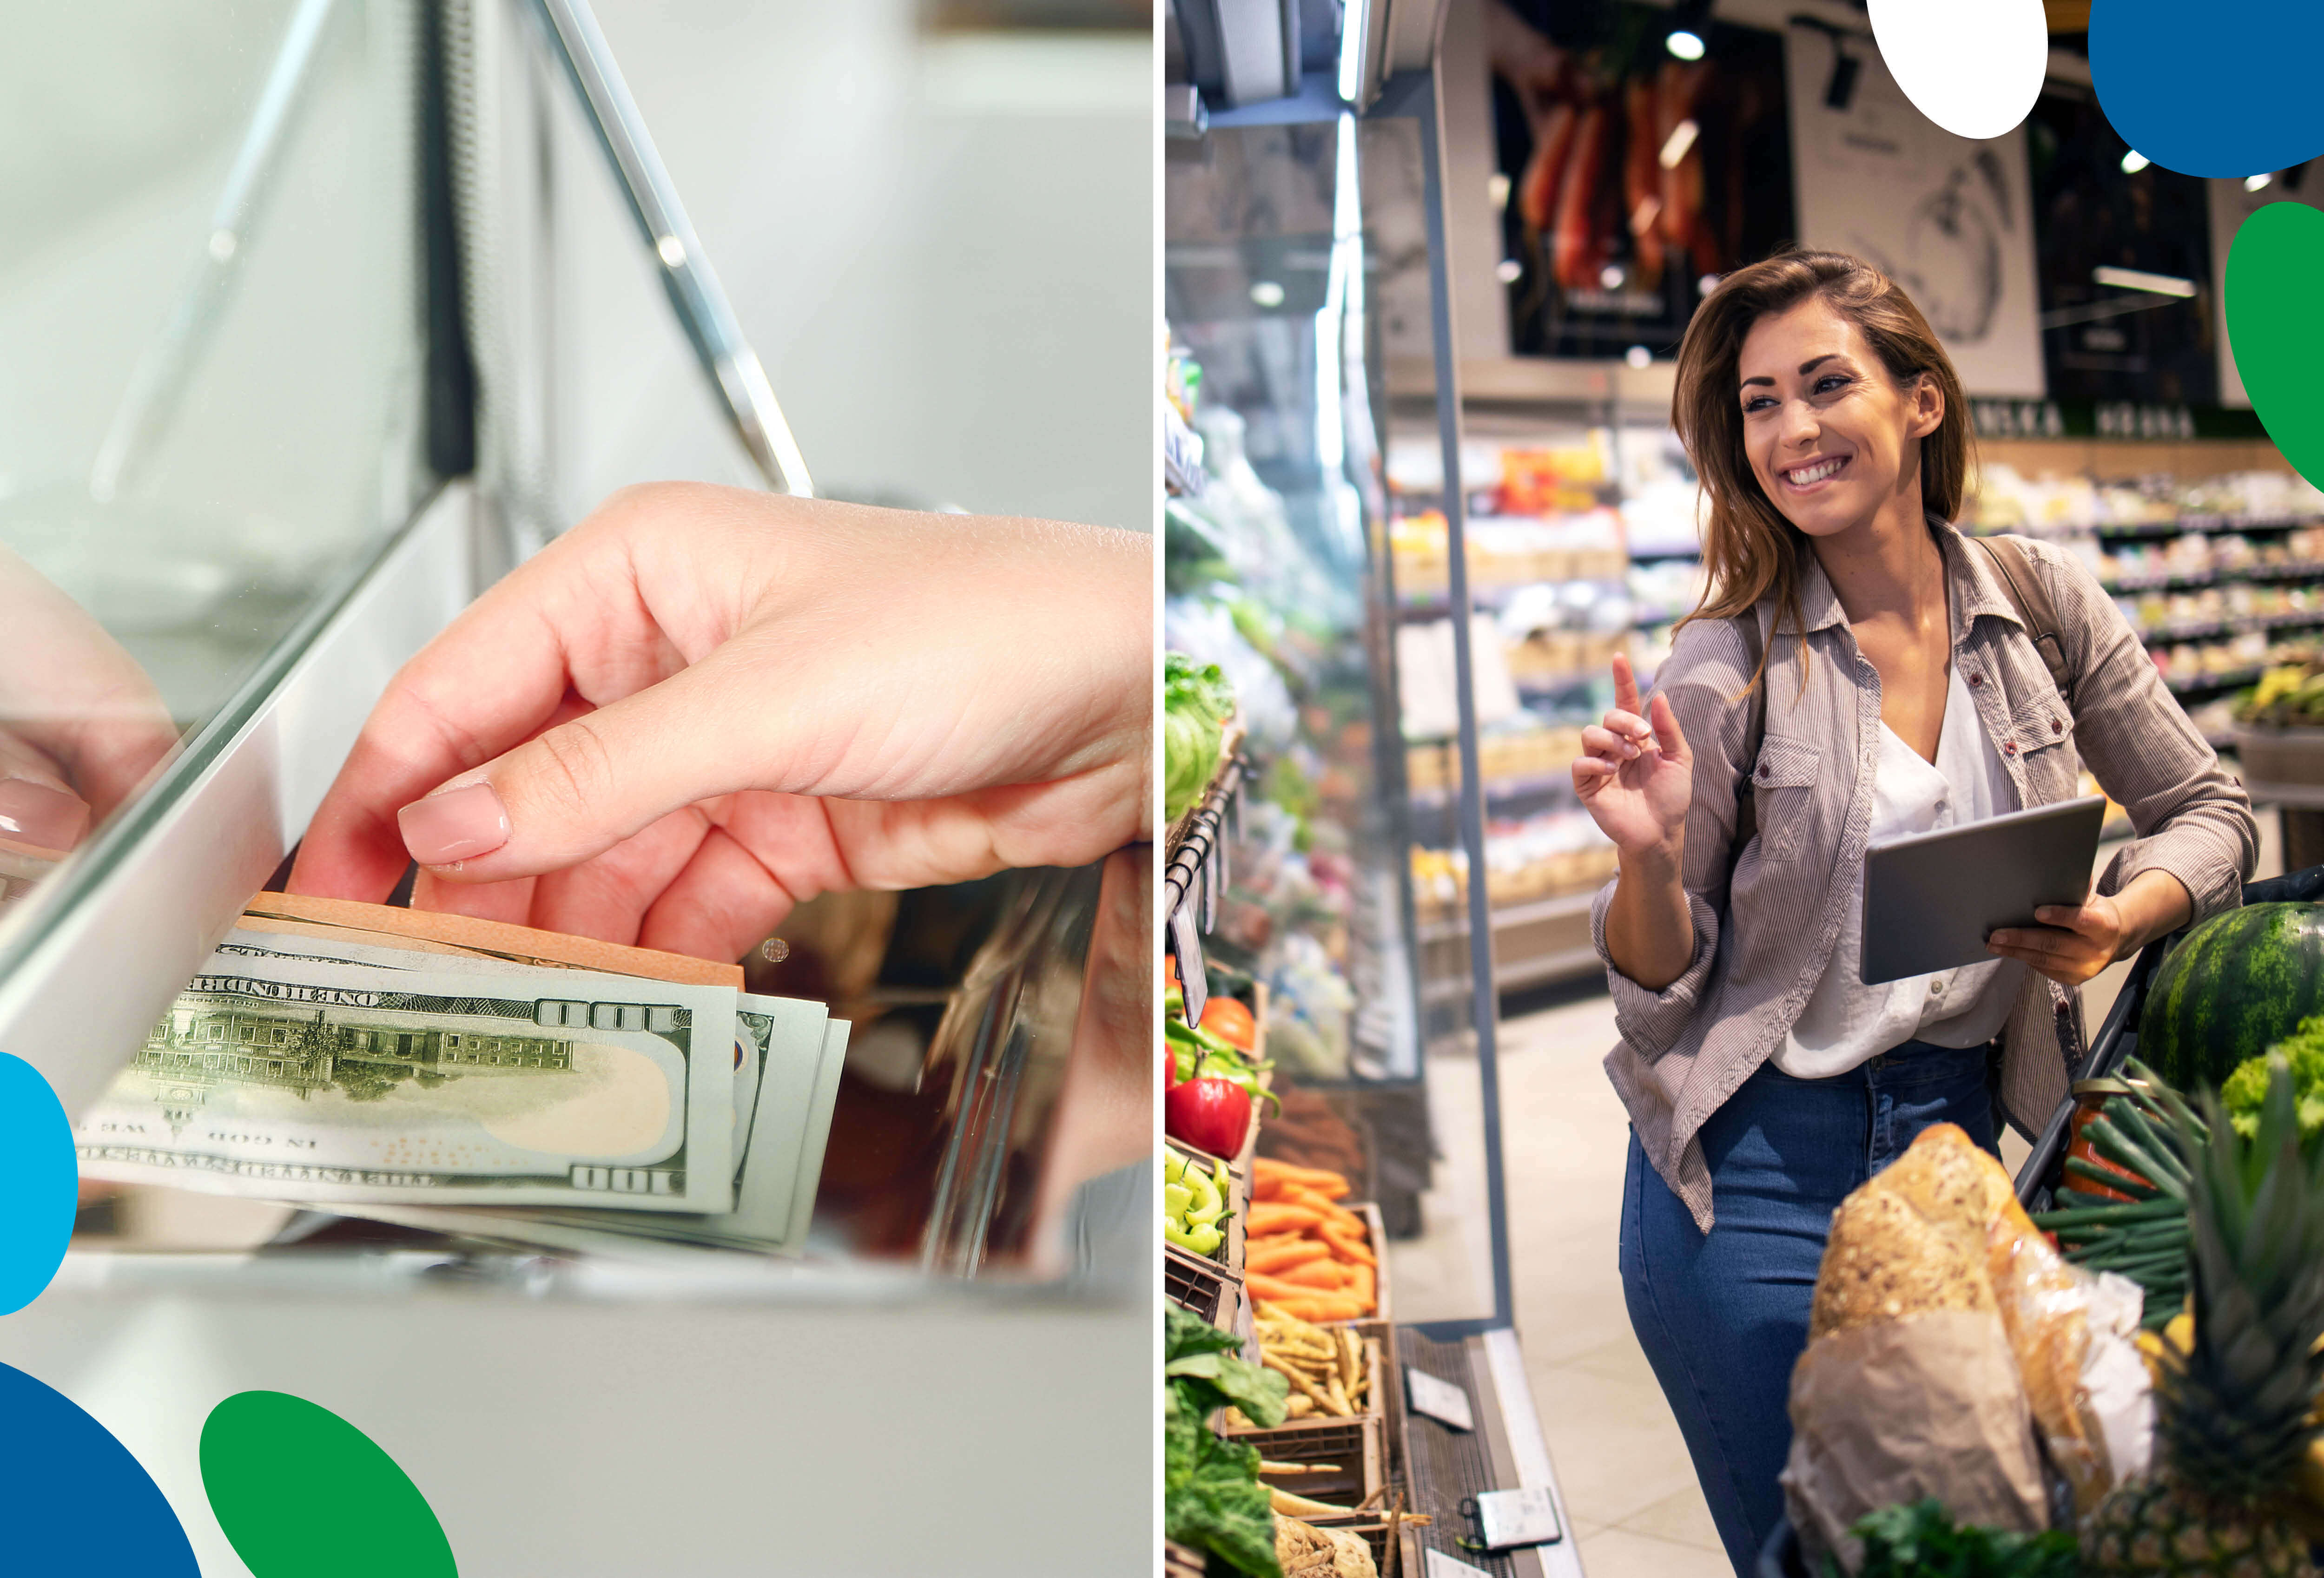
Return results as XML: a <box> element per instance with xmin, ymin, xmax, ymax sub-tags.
<box><xmin>1165</xmin><ymin>1240</ymin><xmax>1241</xmax><ymax>1326</ymax></box>
<box><xmin>1288</xmin><ymin>1516</ymin><xmax>1423</xmax><ymax>1578</ymax></box>
<box><xmin>1163</xmin><ymin>1539</ymin><xmax>1208</xmax><ymax>1578</ymax></box>
<box><xmin>1222</xmin><ymin>1334</ymin><xmax>1388</xmax><ymax>1508</ymax></box>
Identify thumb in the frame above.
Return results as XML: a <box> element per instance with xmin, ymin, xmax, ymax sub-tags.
<box><xmin>396</xmin><ymin>658</ymin><xmax>757</xmax><ymax>882</ymax></box>
<box><xmin>1649</xmin><ymin>691</ymin><xmax>1689</xmax><ymax>764</ymax></box>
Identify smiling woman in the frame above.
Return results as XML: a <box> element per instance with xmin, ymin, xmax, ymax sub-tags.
<box><xmin>1564</xmin><ymin>247</ymin><xmax>2258</xmax><ymax>1570</ymax></box>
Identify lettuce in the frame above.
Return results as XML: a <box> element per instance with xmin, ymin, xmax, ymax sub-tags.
<box><xmin>2223</xmin><ymin>1019</ymin><xmax>2324</xmax><ymax>1141</ymax></box>
<box><xmin>1163</xmin><ymin>1306</ymin><xmax>1287</xmax><ymax>1578</ymax></box>
<box><xmin>1165</xmin><ymin>652</ymin><xmax>1235</xmax><ymax>821</ymax></box>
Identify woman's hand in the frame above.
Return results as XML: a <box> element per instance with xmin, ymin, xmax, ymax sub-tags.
<box><xmin>288</xmin><ymin>483</ymin><xmax>1152</xmax><ymax>964</ymax></box>
<box><xmin>1573</xmin><ymin>651</ymin><xmax>1692</xmax><ymax>857</ymax></box>
<box><xmin>1986</xmin><ymin>870</ymin><xmax>2193</xmax><ymax>988</ymax></box>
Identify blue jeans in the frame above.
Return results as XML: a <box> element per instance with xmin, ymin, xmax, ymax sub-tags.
<box><xmin>1618</xmin><ymin>1040</ymin><xmax>2001</xmax><ymax>1577</ymax></box>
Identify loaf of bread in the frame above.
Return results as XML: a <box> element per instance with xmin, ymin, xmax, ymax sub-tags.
<box><xmin>1810</xmin><ymin>1124</ymin><xmax>2011</xmax><ymax>1339</ymax></box>
<box><xmin>1807</xmin><ymin>1123</ymin><xmax>2113</xmax><ymax>1510</ymax></box>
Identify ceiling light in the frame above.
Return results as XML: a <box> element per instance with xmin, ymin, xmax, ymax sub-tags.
<box><xmin>2121</xmin><ymin>149</ymin><xmax>2151</xmax><ymax>174</ymax></box>
<box><xmin>2246</xmin><ymin>172</ymin><xmax>2273</xmax><ymax>192</ymax></box>
<box><xmin>1495</xmin><ymin>258</ymin><xmax>1523</xmax><ymax>283</ymax></box>
<box><xmin>1658</xmin><ymin>118</ymin><xmax>1699</xmax><ymax>170</ymax></box>
<box><xmin>1488</xmin><ymin>172</ymin><xmax>1511</xmax><ymax>210</ymax></box>
<box><xmin>1625</xmin><ymin>346</ymin><xmax>1653</xmax><ymax>369</ymax></box>
<box><xmin>2093</xmin><ymin>265</ymin><xmax>2196</xmax><ymax>298</ymax></box>
<box><xmin>1666</xmin><ymin>28</ymin><xmax>1705</xmax><ymax>60</ymax></box>
<box><xmin>1338</xmin><ymin>0</ymin><xmax>1370</xmax><ymax>103</ymax></box>
<box><xmin>1697</xmin><ymin>274</ymin><xmax>1722</xmax><ymax>297</ymax></box>
<box><xmin>1601</xmin><ymin>264</ymin><xmax>1627</xmax><ymax>290</ymax></box>
<box><xmin>1249</xmin><ymin>280</ymin><xmax>1286</xmax><ymax>308</ymax></box>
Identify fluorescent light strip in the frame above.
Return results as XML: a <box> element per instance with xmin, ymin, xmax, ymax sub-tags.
<box><xmin>2093</xmin><ymin>265</ymin><xmax>2197</xmax><ymax>298</ymax></box>
<box><xmin>1338</xmin><ymin>0</ymin><xmax>1369</xmax><ymax>103</ymax></box>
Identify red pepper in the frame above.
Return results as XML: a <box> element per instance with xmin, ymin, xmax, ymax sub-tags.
<box><xmin>1165</xmin><ymin>1077</ymin><xmax>1254</xmax><ymax>1158</ymax></box>
<box><xmin>1162</xmin><ymin>1045</ymin><xmax>1183</xmax><ymax>1089</ymax></box>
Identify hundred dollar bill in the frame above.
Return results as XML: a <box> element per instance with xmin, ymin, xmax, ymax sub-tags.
<box><xmin>340</xmin><ymin>1013</ymin><xmax>851</xmax><ymax>1260</ymax></box>
<box><xmin>75</xmin><ymin>948</ymin><xmax>736</xmax><ymax>1212</ymax></box>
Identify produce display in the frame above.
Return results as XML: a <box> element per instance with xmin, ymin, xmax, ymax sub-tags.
<box><xmin>2238</xmin><ymin>653</ymin><xmax>2324</xmax><ymax>728</ymax></box>
<box><xmin>1242</xmin><ymin>1160</ymin><xmax>1378</xmax><ymax>1324</ymax></box>
<box><xmin>2079</xmin><ymin>1061</ymin><xmax>2324</xmax><ymax>1575</ymax></box>
<box><xmin>1253</xmin><ymin>1086</ymin><xmax>1368</xmax><ymax>1193</ymax></box>
<box><xmin>2136</xmin><ymin>901</ymin><xmax>2324</xmax><ymax>1093</ymax></box>
<box><xmin>1164</xmin><ymin>1149</ymin><xmax>1235</xmax><ymax>1259</ymax></box>
<box><xmin>1164</xmin><ymin>978</ymin><xmax>1275</xmax><ymax>1157</ymax></box>
<box><xmin>1164</xmin><ymin>1305</ymin><xmax>1291</xmax><ymax>1578</ymax></box>
<box><xmin>1166</xmin><ymin>651</ymin><xmax>1237</xmax><ymax>822</ymax></box>
<box><xmin>1239</xmin><ymin>1305</ymin><xmax>1373</xmax><ymax>1425</ymax></box>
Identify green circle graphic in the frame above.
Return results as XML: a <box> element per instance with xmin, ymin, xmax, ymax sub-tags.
<box><xmin>200</xmin><ymin>1391</ymin><xmax>456</xmax><ymax>1578</ymax></box>
<box><xmin>2227</xmin><ymin>200</ymin><xmax>2324</xmax><ymax>491</ymax></box>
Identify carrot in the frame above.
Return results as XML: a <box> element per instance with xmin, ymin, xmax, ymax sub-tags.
<box><xmin>1286</xmin><ymin>1189</ymin><xmax>1363</xmax><ymax>1230</ymax></box>
<box><xmin>1347</xmin><ymin>1263</ymin><xmax>1376</xmax><ymax>1309</ymax></box>
<box><xmin>1271</xmin><ymin>1295</ymin><xmax>1367</xmax><ymax>1323</ymax></box>
<box><xmin>1253</xmin><ymin>1158</ymin><xmax>1351</xmax><ymax>1197</ymax></box>
<box><xmin>1247</xmin><ymin>1240</ymin><xmax>1332</xmax><ymax>1276</ymax></box>
<box><xmin>1281</xmin><ymin>1259</ymin><xmax>1353</xmax><ymax>1291</ymax></box>
<box><xmin>1319</xmin><ymin>1221</ymin><xmax>1376</xmax><ymax>1266</ymax></box>
<box><xmin>1245</xmin><ymin>1231</ymin><xmax>1307</xmax><ymax>1255</ymax></box>
<box><xmin>1246</xmin><ymin>1270</ymin><xmax>1320</xmax><ymax>1303</ymax></box>
<box><xmin>1248</xmin><ymin>1203</ymin><xmax>1326</xmax><ymax>1236</ymax></box>
<box><xmin>1251</xmin><ymin>1175</ymin><xmax>1287</xmax><ymax>1203</ymax></box>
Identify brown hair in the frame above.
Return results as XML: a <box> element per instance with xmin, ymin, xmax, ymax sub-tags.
<box><xmin>1670</xmin><ymin>248</ymin><xmax>1975</xmax><ymax>690</ymax></box>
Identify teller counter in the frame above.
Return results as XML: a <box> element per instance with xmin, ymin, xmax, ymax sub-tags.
<box><xmin>0</xmin><ymin>2</ymin><xmax>1150</xmax><ymax>1570</ymax></box>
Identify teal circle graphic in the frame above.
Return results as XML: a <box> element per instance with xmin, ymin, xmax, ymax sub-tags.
<box><xmin>0</xmin><ymin>1052</ymin><xmax>79</xmax><ymax>1313</ymax></box>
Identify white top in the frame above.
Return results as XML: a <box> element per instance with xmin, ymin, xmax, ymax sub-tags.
<box><xmin>1774</xmin><ymin>662</ymin><xmax>2029</xmax><ymax>1079</ymax></box>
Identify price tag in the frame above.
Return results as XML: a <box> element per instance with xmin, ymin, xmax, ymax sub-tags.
<box><xmin>1405</xmin><ymin>1368</ymin><xmax>1474</xmax><ymax>1432</ymax></box>
<box><xmin>1475</xmin><ymin>1486</ymin><xmax>1564</xmax><ymax>1548</ymax></box>
<box><xmin>1424</xmin><ymin>1552</ymin><xmax>1495</xmax><ymax>1578</ymax></box>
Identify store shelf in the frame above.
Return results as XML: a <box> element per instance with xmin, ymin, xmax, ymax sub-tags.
<box><xmin>1408</xmin><ymin>772</ymin><xmax>1571</xmax><ymax>813</ymax></box>
<box><xmin>2166</xmin><ymin>666</ymin><xmax>2264</xmax><ymax>699</ymax></box>
<box><xmin>1163</xmin><ymin>402</ymin><xmax>1206</xmax><ymax>498</ymax></box>
<box><xmin>1416</xmin><ymin>888</ymin><xmax>1596</xmax><ymax>944</ymax></box>
<box><xmin>2103</xmin><ymin>560</ymin><xmax>2324</xmax><ymax>593</ymax></box>
<box><xmin>2093</xmin><ymin>513</ymin><xmax>2322</xmax><ymax>540</ymax></box>
<box><xmin>1392</xmin><ymin>1328</ymin><xmax>1584</xmax><ymax>1578</ymax></box>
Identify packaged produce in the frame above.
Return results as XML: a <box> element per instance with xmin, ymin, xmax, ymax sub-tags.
<box><xmin>1843</xmin><ymin>1499</ymin><xmax>2079</xmax><ymax>1578</ymax></box>
<box><xmin>1165</xmin><ymin>1305</ymin><xmax>1290</xmax><ymax>1578</ymax></box>
<box><xmin>2137</xmin><ymin>901</ymin><xmax>2324</xmax><ymax>1092</ymax></box>
<box><xmin>1164</xmin><ymin>1149</ymin><xmax>1234</xmax><ymax>1259</ymax></box>
<box><xmin>2032</xmin><ymin>1059</ymin><xmax>2205</xmax><ymax>1328</ymax></box>
<box><xmin>1783</xmin><ymin>1125</ymin><xmax>2153</xmax><ymax>1569</ymax></box>
<box><xmin>2079</xmin><ymin>1060</ymin><xmax>2324</xmax><ymax>1574</ymax></box>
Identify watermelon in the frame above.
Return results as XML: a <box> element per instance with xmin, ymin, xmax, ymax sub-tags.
<box><xmin>2139</xmin><ymin>901</ymin><xmax>2324</xmax><ymax>1092</ymax></box>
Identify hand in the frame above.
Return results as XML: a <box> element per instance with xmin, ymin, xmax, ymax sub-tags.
<box><xmin>0</xmin><ymin>543</ymin><xmax>177</xmax><ymax>861</ymax></box>
<box><xmin>1987</xmin><ymin>894</ymin><xmax>2125</xmax><ymax>987</ymax></box>
<box><xmin>1572</xmin><ymin>651</ymin><xmax>1692</xmax><ymax>857</ymax></box>
<box><xmin>288</xmin><ymin>483</ymin><xmax>1152</xmax><ymax>963</ymax></box>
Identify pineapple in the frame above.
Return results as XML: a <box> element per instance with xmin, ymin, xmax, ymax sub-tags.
<box><xmin>2082</xmin><ymin>1055</ymin><xmax>2324</xmax><ymax>1577</ymax></box>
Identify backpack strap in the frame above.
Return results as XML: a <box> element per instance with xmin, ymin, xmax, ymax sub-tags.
<box><xmin>1974</xmin><ymin>534</ymin><xmax>2074</xmax><ymax>707</ymax></box>
<box><xmin>1730</xmin><ymin>607</ymin><xmax>1769</xmax><ymax>860</ymax></box>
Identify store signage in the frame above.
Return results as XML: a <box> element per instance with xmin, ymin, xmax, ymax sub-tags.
<box><xmin>2093</xmin><ymin>401</ymin><xmax>2197</xmax><ymax>441</ymax></box>
<box><xmin>1424</xmin><ymin>1553</ymin><xmax>1495</xmax><ymax>1578</ymax></box>
<box><xmin>1972</xmin><ymin>398</ymin><xmax>2065</xmax><ymax>440</ymax></box>
<box><xmin>1783</xmin><ymin>24</ymin><xmax>2046</xmax><ymax>397</ymax></box>
<box><xmin>1405</xmin><ymin>1367</ymin><xmax>1476</xmax><ymax>1431</ymax></box>
<box><xmin>1474</xmin><ymin>1486</ymin><xmax>1565</xmax><ymax>1548</ymax></box>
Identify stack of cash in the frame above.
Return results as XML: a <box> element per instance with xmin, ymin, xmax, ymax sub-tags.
<box><xmin>74</xmin><ymin>894</ymin><xmax>848</xmax><ymax>1259</ymax></box>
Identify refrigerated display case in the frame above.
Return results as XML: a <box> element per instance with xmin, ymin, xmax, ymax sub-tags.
<box><xmin>1165</xmin><ymin>7</ymin><xmax>1582</xmax><ymax>1570</ymax></box>
<box><xmin>0</xmin><ymin>4</ymin><xmax>1147</xmax><ymax>1569</ymax></box>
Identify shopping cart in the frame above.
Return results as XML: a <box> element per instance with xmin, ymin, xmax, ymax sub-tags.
<box><xmin>1754</xmin><ymin>862</ymin><xmax>2324</xmax><ymax>1577</ymax></box>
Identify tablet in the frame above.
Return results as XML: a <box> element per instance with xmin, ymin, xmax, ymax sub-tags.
<box><xmin>1859</xmin><ymin>794</ymin><xmax>2106</xmax><ymax>986</ymax></box>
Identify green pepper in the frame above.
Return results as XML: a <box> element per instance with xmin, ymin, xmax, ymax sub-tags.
<box><xmin>1164</xmin><ymin>1182</ymin><xmax>1194</xmax><ymax>1223</ymax></box>
<box><xmin>1162</xmin><ymin>1150</ymin><xmax>1188</xmax><ymax>1186</ymax></box>
<box><xmin>1165</xmin><ymin>1218</ymin><xmax>1224</xmax><ymax>1256</ymax></box>
<box><xmin>1184</xmin><ymin>1166</ymin><xmax>1223</xmax><ymax>1227</ymax></box>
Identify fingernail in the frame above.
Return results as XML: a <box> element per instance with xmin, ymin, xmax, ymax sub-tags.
<box><xmin>0</xmin><ymin>778</ymin><xmax>88</xmax><ymax>854</ymax></box>
<box><xmin>397</xmin><ymin>781</ymin><xmax>509</xmax><ymax>866</ymax></box>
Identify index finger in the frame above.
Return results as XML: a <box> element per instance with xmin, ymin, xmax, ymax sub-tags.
<box><xmin>288</xmin><ymin>524</ymin><xmax>693</xmax><ymax>901</ymax></box>
<box><xmin>1611</xmin><ymin>649</ymin><xmax>1641</xmax><ymax>717</ymax></box>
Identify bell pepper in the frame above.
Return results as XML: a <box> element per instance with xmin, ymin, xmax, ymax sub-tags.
<box><xmin>1192</xmin><ymin>1051</ymin><xmax>1281</xmax><ymax>1116</ymax></box>
<box><xmin>1167</xmin><ymin>1076</ymin><xmax>1255</xmax><ymax>1158</ymax></box>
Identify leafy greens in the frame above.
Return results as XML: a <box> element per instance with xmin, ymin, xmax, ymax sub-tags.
<box><xmin>1164</xmin><ymin>1304</ymin><xmax>1289</xmax><ymax>1578</ymax></box>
